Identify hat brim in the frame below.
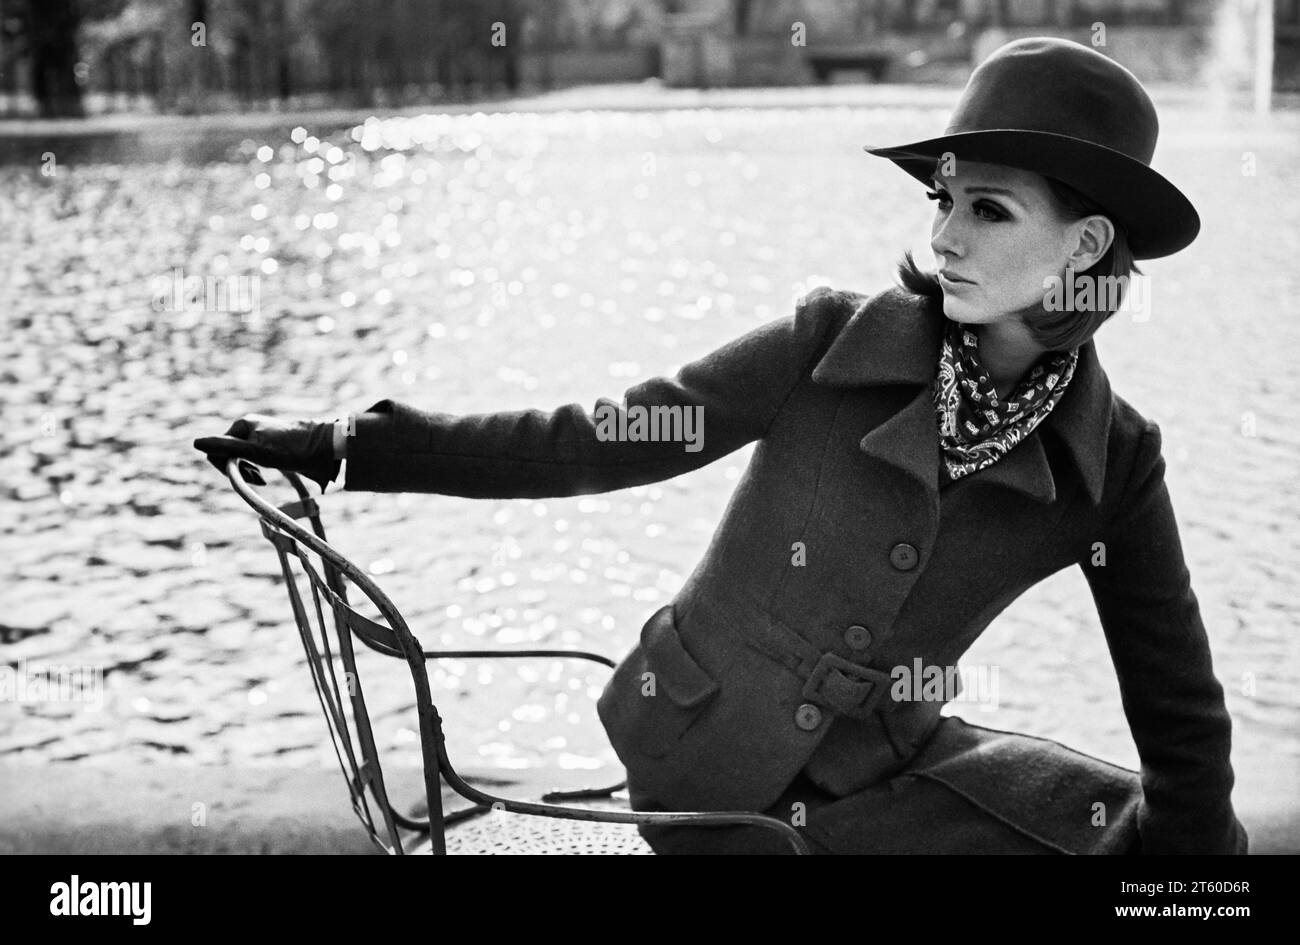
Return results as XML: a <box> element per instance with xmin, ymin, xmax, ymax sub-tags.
<box><xmin>864</xmin><ymin>130</ymin><xmax>1199</xmax><ymax>260</ymax></box>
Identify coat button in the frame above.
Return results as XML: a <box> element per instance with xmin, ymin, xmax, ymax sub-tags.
<box><xmin>844</xmin><ymin>624</ymin><xmax>872</xmax><ymax>651</ymax></box>
<box><xmin>889</xmin><ymin>542</ymin><xmax>919</xmax><ymax>571</ymax></box>
<box><xmin>794</xmin><ymin>703</ymin><xmax>823</xmax><ymax>731</ymax></box>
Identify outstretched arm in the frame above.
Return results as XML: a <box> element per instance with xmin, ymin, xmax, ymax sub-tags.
<box><xmin>340</xmin><ymin>287</ymin><xmax>849</xmax><ymax>498</ymax></box>
<box><xmin>1081</xmin><ymin>421</ymin><xmax>1247</xmax><ymax>854</ymax></box>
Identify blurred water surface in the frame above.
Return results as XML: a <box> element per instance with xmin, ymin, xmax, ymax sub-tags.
<box><xmin>1</xmin><ymin>102</ymin><xmax>1297</xmax><ymax>809</ymax></box>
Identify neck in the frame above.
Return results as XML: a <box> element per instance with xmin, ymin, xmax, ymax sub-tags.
<box><xmin>972</xmin><ymin>321</ymin><xmax>1046</xmax><ymax>402</ymax></box>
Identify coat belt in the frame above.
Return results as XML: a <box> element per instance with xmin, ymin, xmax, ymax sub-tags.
<box><xmin>686</xmin><ymin>596</ymin><xmax>893</xmax><ymax>721</ymax></box>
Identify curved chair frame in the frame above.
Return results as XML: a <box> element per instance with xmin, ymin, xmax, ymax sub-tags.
<box><xmin>224</xmin><ymin>459</ymin><xmax>810</xmax><ymax>855</ymax></box>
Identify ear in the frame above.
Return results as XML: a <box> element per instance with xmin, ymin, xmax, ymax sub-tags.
<box><xmin>1067</xmin><ymin>215</ymin><xmax>1115</xmax><ymax>271</ymax></box>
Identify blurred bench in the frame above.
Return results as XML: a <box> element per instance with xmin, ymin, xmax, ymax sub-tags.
<box><xmin>807</xmin><ymin>48</ymin><xmax>894</xmax><ymax>82</ymax></box>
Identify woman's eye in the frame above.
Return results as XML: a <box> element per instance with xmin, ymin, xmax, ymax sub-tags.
<box><xmin>927</xmin><ymin>190</ymin><xmax>1005</xmax><ymax>222</ymax></box>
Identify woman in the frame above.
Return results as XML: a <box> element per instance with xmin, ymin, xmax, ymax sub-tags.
<box><xmin>197</xmin><ymin>37</ymin><xmax>1247</xmax><ymax>854</ymax></box>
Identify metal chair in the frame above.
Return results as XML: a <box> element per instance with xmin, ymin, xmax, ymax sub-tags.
<box><xmin>223</xmin><ymin>459</ymin><xmax>810</xmax><ymax>855</ymax></box>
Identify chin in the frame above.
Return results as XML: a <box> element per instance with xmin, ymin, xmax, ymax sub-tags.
<box><xmin>941</xmin><ymin>292</ymin><xmax>1002</xmax><ymax>325</ymax></box>
<box><xmin>941</xmin><ymin>295</ymin><xmax>979</xmax><ymax>323</ymax></box>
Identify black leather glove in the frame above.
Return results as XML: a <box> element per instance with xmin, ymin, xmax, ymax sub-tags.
<box><xmin>194</xmin><ymin>415</ymin><xmax>342</xmax><ymax>492</ymax></box>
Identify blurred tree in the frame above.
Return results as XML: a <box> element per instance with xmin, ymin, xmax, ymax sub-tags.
<box><xmin>736</xmin><ymin>0</ymin><xmax>753</xmax><ymax>34</ymax></box>
<box><xmin>26</xmin><ymin>0</ymin><xmax>85</xmax><ymax>116</ymax></box>
<box><xmin>269</xmin><ymin>0</ymin><xmax>290</xmax><ymax>99</ymax></box>
<box><xmin>0</xmin><ymin>1</ymin><xmax>26</xmax><ymax>100</ymax></box>
<box><xmin>0</xmin><ymin>0</ymin><xmax>642</xmax><ymax>116</ymax></box>
<box><xmin>188</xmin><ymin>0</ymin><xmax>208</xmax><ymax>110</ymax></box>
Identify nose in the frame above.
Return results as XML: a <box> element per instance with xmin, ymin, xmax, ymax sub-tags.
<box><xmin>930</xmin><ymin>202</ymin><xmax>965</xmax><ymax>261</ymax></box>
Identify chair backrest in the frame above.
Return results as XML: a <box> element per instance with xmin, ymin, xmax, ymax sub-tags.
<box><xmin>225</xmin><ymin>459</ymin><xmax>448</xmax><ymax>854</ymax></box>
<box><xmin>223</xmin><ymin>460</ymin><xmax>816</xmax><ymax>855</ymax></box>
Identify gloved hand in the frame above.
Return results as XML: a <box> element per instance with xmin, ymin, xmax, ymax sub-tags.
<box><xmin>194</xmin><ymin>414</ymin><xmax>341</xmax><ymax>491</ymax></box>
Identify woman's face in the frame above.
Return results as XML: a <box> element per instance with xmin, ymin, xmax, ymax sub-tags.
<box><xmin>927</xmin><ymin>160</ymin><xmax>1113</xmax><ymax>326</ymax></box>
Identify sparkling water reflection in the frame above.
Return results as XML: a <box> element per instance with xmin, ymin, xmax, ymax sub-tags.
<box><xmin>1</xmin><ymin>104</ymin><xmax>1297</xmax><ymax>813</ymax></box>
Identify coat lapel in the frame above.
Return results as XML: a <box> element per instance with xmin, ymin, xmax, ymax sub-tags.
<box><xmin>810</xmin><ymin>286</ymin><xmax>1112</xmax><ymax>506</ymax></box>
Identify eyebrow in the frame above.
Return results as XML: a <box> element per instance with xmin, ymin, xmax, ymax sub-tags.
<box><xmin>929</xmin><ymin>177</ymin><xmax>1021</xmax><ymax>201</ymax></box>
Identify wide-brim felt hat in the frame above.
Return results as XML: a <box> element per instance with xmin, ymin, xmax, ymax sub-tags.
<box><xmin>864</xmin><ymin>36</ymin><xmax>1199</xmax><ymax>259</ymax></box>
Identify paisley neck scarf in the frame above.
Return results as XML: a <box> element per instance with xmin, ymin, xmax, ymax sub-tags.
<box><xmin>933</xmin><ymin>319</ymin><xmax>1079</xmax><ymax>482</ymax></box>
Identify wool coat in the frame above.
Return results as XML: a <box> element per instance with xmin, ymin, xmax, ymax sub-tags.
<box><xmin>340</xmin><ymin>284</ymin><xmax>1247</xmax><ymax>855</ymax></box>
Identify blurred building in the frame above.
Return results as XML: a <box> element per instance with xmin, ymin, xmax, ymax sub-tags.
<box><xmin>1</xmin><ymin>0</ymin><xmax>1295</xmax><ymax>118</ymax></box>
<box><xmin>659</xmin><ymin>0</ymin><xmax>1298</xmax><ymax>94</ymax></box>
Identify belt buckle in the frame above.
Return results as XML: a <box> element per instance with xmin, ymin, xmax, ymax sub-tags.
<box><xmin>801</xmin><ymin>652</ymin><xmax>888</xmax><ymax>720</ymax></box>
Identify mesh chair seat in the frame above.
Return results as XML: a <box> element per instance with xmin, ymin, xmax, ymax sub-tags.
<box><xmin>434</xmin><ymin>799</ymin><xmax>652</xmax><ymax>855</ymax></box>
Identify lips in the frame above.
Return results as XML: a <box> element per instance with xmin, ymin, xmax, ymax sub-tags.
<box><xmin>939</xmin><ymin>271</ymin><xmax>975</xmax><ymax>284</ymax></box>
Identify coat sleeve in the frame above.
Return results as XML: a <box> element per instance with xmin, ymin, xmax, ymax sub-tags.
<box><xmin>340</xmin><ymin>287</ymin><xmax>847</xmax><ymax>498</ymax></box>
<box><xmin>1081</xmin><ymin>420</ymin><xmax>1248</xmax><ymax>854</ymax></box>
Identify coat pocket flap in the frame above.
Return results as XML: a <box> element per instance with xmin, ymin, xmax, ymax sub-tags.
<box><xmin>640</xmin><ymin>605</ymin><xmax>719</xmax><ymax>708</ymax></box>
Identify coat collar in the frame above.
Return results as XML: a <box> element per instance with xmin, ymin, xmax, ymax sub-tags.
<box><xmin>810</xmin><ymin>286</ymin><xmax>1112</xmax><ymax>506</ymax></box>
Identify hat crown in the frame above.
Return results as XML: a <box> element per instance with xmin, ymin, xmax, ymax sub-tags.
<box><xmin>945</xmin><ymin>37</ymin><xmax>1158</xmax><ymax>165</ymax></box>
